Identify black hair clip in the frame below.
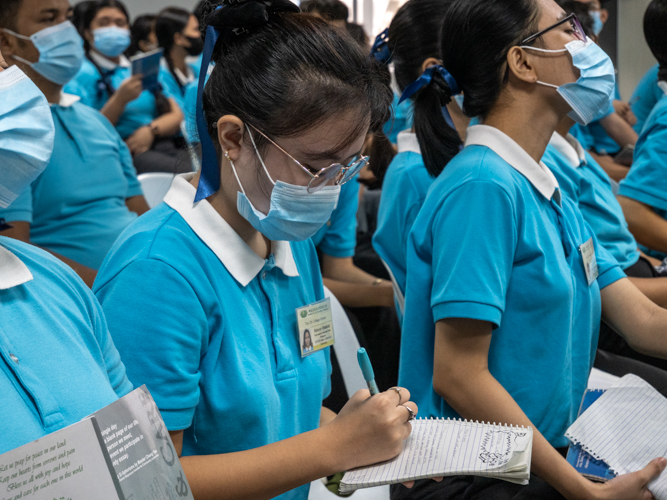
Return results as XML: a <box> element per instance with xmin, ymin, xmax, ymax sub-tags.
<box><xmin>206</xmin><ymin>0</ymin><xmax>299</xmax><ymax>34</ymax></box>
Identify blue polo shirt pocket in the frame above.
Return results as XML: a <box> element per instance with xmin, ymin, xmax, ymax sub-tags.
<box><xmin>0</xmin><ymin>326</ymin><xmax>64</xmax><ymax>430</ymax></box>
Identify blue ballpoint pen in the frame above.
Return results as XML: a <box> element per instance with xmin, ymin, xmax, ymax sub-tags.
<box><xmin>357</xmin><ymin>348</ymin><xmax>379</xmax><ymax>395</ymax></box>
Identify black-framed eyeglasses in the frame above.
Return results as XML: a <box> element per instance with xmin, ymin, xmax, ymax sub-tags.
<box><xmin>521</xmin><ymin>13</ymin><xmax>586</xmax><ymax>45</ymax></box>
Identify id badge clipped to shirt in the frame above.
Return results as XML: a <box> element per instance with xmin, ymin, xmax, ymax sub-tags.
<box><xmin>579</xmin><ymin>238</ymin><xmax>599</xmax><ymax>286</ymax></box>
<box><xmin>296</xmin><ymin>297</ymin><xmax>335</xmax><ymax>357</ymax></box>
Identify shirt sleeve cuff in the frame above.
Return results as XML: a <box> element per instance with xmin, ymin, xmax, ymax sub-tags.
<box><xmin>158</xmin><ymin>407</ymin><xmax>195</xmax><ymax>432</ymax></box>
<box><xmin>0</xmin><ymin>210</ymin><xmax>33</xmax><ymax>224</ymax></box>
<box><xmin>618</xmin><ymin>184</ymin><xmax>667</xmax><ymax>213</ymax></box>
<box><xmin>432</xmin><ymin>301</ymin><xmax>502</xmax><ymax>329</ymax></box>
<box><xmin>597</xmin><ymin>265</ymin><xmax>626</xmax><ymax>290</ymax></box>
<box><xmin>318</xmin><ymin>244</ymin><xmax>356</xmax><ymax>258</ymax></box>
<box><xmin>126</xmin><ymin>184</ymin><xmax>144</xmax><ymax>199</ymax></box>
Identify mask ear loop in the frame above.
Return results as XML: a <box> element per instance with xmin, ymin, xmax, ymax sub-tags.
<box><xmin>2</xmin><ymin>29</ymin><xmax>37</xmax><ymax>67</ymax></box>
<box><xmin>226</xmin><ymin>151</ymin><xmax>248</xmax><ymax>196</ymax></box>
<box><xmin>519</xmin><ymin>45</ymin><xmax>569</xmax><ymax>89</ymax></box>
<box><xmin>246</xmin><ymin>128</ymin><xmax>276</xmax><ymax>186</ymax></box>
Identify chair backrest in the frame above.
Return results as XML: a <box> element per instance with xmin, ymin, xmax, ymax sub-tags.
<box><xmin>380</xmin><ymin>258</ymin><xmax>405</xmax><ymax>322</ymax></box>
<box><xmin>323</xmin><ymin>286</ymin><xmax>366</xmax><ymax>398</ymax></box>
<box><xmin>309</xmin><ymin>289</ymin><xmax>391</xmax><ymax>500</ymax></box>
<box><xmin>138</xmin><ymin>173</ymin><xmax>176</xmax><ymax>209</ymax></box>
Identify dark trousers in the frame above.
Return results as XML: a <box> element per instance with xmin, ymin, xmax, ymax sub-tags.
<box><xmin>390</xmin><ymin>475</ymin><xmax>564</xmax><ymax>500</ymax></box>
<box><xmin>132</xmin><ymin>137</ymin><xmax>192</xmax><ymax>175</ymax></box>
<box><xmin>598</xmin><ymin>257</ymin><xmax>667</xmax><ymax>371</ymax></box>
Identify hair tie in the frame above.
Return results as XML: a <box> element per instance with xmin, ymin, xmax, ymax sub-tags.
<box><xmin>398</xmin><ymin>65</ymin><xmax>459</xmax><ymax>105</ymax></box>
<box><xmin>399</xmin><ymin>65</ymin><xmax>461</xmax><ymax>132</ymax></box>
<box><xmin>194</xmin><ymin>0</ymin><xmax>299</xmax><ymax>202</ymax></box>
<box><xmin>370</xmin><ymin>28</ymin><xmax>392</xmax><ymax>63</ymax></box>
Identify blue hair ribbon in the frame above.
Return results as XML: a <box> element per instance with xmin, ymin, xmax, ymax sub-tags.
<box><xmin>399</xmin><ymin>65</ymin><xmax>460</xmax><ymax>131</ymax></box>
<box><xmin>370</xmin><ymin>28</ymin><xmax>391</xmax><ymax>63</ymax></box>
<box><xmin>194</xmin><ymin>17</ymin><xmax>223</xmax><ymax>202</ymax></box>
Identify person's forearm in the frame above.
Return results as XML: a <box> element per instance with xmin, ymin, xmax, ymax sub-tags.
<box><xmin>618</xmin><ymin>196</ymin><xmax>667</xmax><ymax>254</ymax></box>
<box><xmin>100</xmin><ymin>93</ymin><xmax>128</xmax><ymax>126</ymax></box>
<box><xmin>126</xmin><ymin>195</ymin><xmax>150</xmax><ymax>216</ymax></box>
<box><xmin>434</xmin><ymin>368</ymin><xmax>591</xmax><ymax>500</ymax></box>
<box><xmin>178</xmin><ymin>426</ymin><xmax>346</xmax><ymax>500</ymax></box>
<box><xmin>600</xmin><ymin>113</ymin><xmax>639</xmax><ymax>149</ymax></box>
<box><xmin>589</xmin><ymin>151</ymin><xmax>628</xmax><ymax>183</ymax></box>
<box><xmin>152</xmin><ymin>99</ymin><xmax>184</xmax><ymax>137</ymax></box>
<box><xmin>47</xmin><ymin>251</ymin><xmax>97</xmax><ymax>288</ymax></box>
<box><xmin>601</xmin><ymin>278</ymin><xmax>667</xmax><ymax>358</ymax></box>
<box><xmin>641</xmin><ymin>251</ymin><xmax>662</xmax><ymax>267</ymax></box>
<box><xmin>323</xmin><ymin>278</ymin><xmax>394</xmax><ymax>308</ymax></box>
<box><xmin>320</xmin><ymin>407</ymin><xmax>337</xmax><ymax>426</ymax></box>
<box><xmin>628</xmin><ymin>277</ymin><xmax>667</xmax><ymax>308</ymax></box>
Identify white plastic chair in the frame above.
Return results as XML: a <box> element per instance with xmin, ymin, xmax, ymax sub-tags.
<box><xmin>308</xmin><ymin>288</ymin><xmax>390</xmax><ymax>500</ymax></box>
<box><xmin>138</xmin><ymin>172</ymin><xmax>175</xmax><ymax>209</ymax></box>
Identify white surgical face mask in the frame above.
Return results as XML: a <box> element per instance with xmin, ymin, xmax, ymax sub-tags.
<box><xmin>0</xmin><ymin>66</ymin><xmax>55</xmax><ymax>208</ymax></box>
<box><xmin>231</xmin><ymin>130</ymin><xmax>341</xmax><ymax>242</ymax></box>
<box><xmin>3</xmin><ymin>21</ymin><xmax>84</xmax><ymax>85</ymax></box>
<box><xmin>521</xmin><ymin>37</ymin><xmax>615</xmax><ymax>125</ymax></box>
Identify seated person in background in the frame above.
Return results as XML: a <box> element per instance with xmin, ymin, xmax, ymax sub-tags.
<box><xmin>311</xmin><ymin>178</ymin><xmax>395</xmax><ymax>310</ymax></box>
<box><xmin>0</xmin><ymin>62</ymin><xmax>132</xmax><ymax>455</ymax></box>
<box><xmin>0</xmin><ymin>0</ymin><xmax>149</xmax><ymax>287</ymax></box>
<box><xmin>618</xmin><ymin>0</ymin><xmax>667</xmax><ymax>260</ymax></box>
<box><xmin>561</xmin><ymin>0</ymin><xmax>638</xmax><ymax>182</ymax></box>
<box><xmin>66</xmin><ymin>0</ymin><xmax>187</xmax><ymax>174</ymax></box>
<box><xmin>631</xmin><ymin>63</ymin><xmax>663</xmax><ymax>133</ymax></box>
<box><xmin>544</xmin><ymin>113</ymin><xmax>667</xmax><ymax>370</ymax></box>
<box><xmin>93</xmin><ymin>2</ymin><xmax>417</xmax><ymax>498</ymax></box>
<box><xmin>126</xmin><ymin>14</ymin><xmax>158</xmax><ymax>57</ymax></box>
<box><xmin>399</xmin><ymin>0</ymin><xmax>667</xmax><ymax>497</ymax></box>
<box><xmin>373</xmin><ymin>0</ymin><xmax>468</xmax><ymax>322</ymax></box>
<box><xmin>155</xmin><ymin>7</ymin><xmax>203</xmax><ymax>111</ymax></box>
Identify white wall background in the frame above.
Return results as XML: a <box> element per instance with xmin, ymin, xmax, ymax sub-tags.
<box><xmin>618</xmin><ymin>0</ymin><xmax>656</xmax><ymax>99</ymax></box>
<box><xmin>127</xmin><ymin>0</ymin><xmax>199</xmax><ymax>18</ymax></box>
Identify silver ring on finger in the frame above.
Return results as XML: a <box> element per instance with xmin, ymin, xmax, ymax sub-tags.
<box><xmin>390</xmin><ymin>387</ymin><xmax>402</xmax><ymax>405</ymax></box>
<box><xmin>400</xmin><ymin>404</ymin><xmax>415</xmax><ymax>422</ymax></box>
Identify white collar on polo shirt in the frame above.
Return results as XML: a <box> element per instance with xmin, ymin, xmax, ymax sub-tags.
<box><xmin>397</xmin><ymin>130</ymin><xmax>421</xmax><ymax>155</ymax></box>
<box><xmin>0</xmin><ymin>243</ymin><xmax>33</xmax><ymax>290</ymax></box>
<box><xmin>163</xmin><ymin>173</ymin><xmax>299</xmax><ymax>287</ymax></box>
<box><xmin>658</xmin><ymin>81</ymin><xmax>667</xmax><ymax>95</ymax></box>
<box><xmin>89</xmin><ymin>51</ymin><xmax>131</xmax><ymax>71</ymax></box>
<box><xmin>55</xmin><ymin>93</ymin><xmax>81</xmax><ymax>108</ymax></box>
<box><xmin>549</xmin><ymin>132</ymin><xmax>587</xmax><ymax>169</ymax></box>
<box><xmin>465</xmin><ymin>124</ymin><xmax>560</xmax><ymax>202</ymax></box>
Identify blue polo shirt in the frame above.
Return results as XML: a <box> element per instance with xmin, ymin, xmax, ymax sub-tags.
<box><xmin>631</xmin><ymin>64</ymin><xmax>662</xmax><ymax>133</ymax></box>
<box><xmin>0</xmin><ymin>94</ymin><xmax>143</xmax><ymax>270</ymax></box>
<box><xmin>383</xmin><ymin>93</ymin><xmax>414</xmax><ymax>144</ymax></box>
<box><xmin>400</xmin><ymin>125</ymin><xmax>625</xmax><ymax>448</ymax></box>
<box><xmin>158</xmin><ymin>59</ymin><xmax>199</xmax><ymax>110</ymax></box>
<box><xmin>542</xmin><ymin>132</ymin><xmax>640</xmax><ymax>270</ymax></box>
<box><xmin>311</xmin><ymin>178</ymin><xmax>360</xmax><ymax>258</ymax></box>
<box><xmin>373</xmin><ymin>131</ymin><xmax>433</xmax><ymax>309</ymax></box>
<box><xmin>94</xmin><ymin>174</ymin><xmax>331</xmax><ymax>500</ymax></box>
<box><xmin>618</xmin><ymin>92</ymin><xmax>667</xmax><ymax>259</ymax></box>
<box><xmin>0</xmin><ymin>237</ymin><xmax>132</xmax><ymax>454</ymax></box>
<box><xmin>64</xmin><ymin>54</ymin><xmax>168</xmax><ymax>139</ymax></box>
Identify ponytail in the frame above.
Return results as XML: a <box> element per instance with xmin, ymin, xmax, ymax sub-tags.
<box><xmin>408</xmin><ymin>66</ymin><xmax>461</xmax><ymax>177</ymax></box>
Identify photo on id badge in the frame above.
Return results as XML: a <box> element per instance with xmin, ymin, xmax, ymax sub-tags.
<box><xmin>296</xmin><ymin>297</ymin><xmax>335</xmax><ymax>357</ymax></box>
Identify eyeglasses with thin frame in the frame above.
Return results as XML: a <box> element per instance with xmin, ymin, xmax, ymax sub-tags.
<box><xmin>248</xmin><ymin>124</ymin><xmax>369</xmax><ymax>194</ymax></box>
<box><xmin>521</xmin><ymin>13</ymin><xmax>586</xmax><ymax>45</ymax></box>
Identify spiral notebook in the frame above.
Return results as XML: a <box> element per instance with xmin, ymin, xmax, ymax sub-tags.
<box><xmin>339</xmin><ymin>418</ymin><xmax>533</xmax><ymax>493</ymax></box>
<box><xmin>566</xmin><ymin>374</ymin><xmax>667</xmax><ymax>500</ymax></box>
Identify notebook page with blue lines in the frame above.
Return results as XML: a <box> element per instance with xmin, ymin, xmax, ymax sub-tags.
<box><xmin>339</xmin><ymin>418</ymin><xmax>533</xmax><ymax>493</ymax></box>
<box><xmin>566</xmin><ymin>374</ymin><xmax>667</xmax><ymax>499</ymax></box>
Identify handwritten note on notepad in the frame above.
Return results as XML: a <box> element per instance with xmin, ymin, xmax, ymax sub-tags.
<box><xmin>566</xmin><ymin>374</ymin><xmax>667</xmax><ymax>499</ymax></box>
<box><xmin>339</xmin><ymin>419</ymin><xmax>533</xmax><ymax>493</ymax></box>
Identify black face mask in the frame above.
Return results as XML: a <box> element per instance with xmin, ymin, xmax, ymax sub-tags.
<box><xmin>184</xmin><ymin>36</ymin><xmax>204</xmax><ymax>57</ymax></box>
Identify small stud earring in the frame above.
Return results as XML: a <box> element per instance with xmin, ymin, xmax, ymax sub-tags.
<box><xmin>224</xmin><ymin>151</ymin><xmax>230</xmax><ymax>159</ymax></box>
